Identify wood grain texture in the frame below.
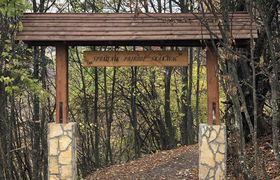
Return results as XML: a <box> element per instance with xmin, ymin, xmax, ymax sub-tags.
<box><xmin>56</xmin><ymin>44</ymin><xmax>68</xmax><ymax>124</ymax></box>
<box><xmin>15</xmin><ymin>13</ymin><xmax>257</xmax><ymax>47</ymax></box>
<box><xmin>15</xmin><ymin>34</ymin><xmax>255</xmax><ymax>41</ymax></box>
<box><xmin>21</xmin><ymin>25</ymin><xmax>253</xmax><ymax>32</ymax></box>
<box><xmin>206</xmin><ymin>45</ymin><xmax>220</xmax><ymax>125</ymax></box>
<box><xmin>84</xmin><ymin>51</ymin><xmax>188</xmax><ymax>67</ymax></box>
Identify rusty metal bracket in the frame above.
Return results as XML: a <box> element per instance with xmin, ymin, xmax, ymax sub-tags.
<box><xmin>212</xmin><ymin>102</ymin><xmax>216</xmax><ymax>125</ymax></box>
<box><xmin>59</xmin><ymin>102</ymin><xmax>63</xmax><ymax>123</ymax></box>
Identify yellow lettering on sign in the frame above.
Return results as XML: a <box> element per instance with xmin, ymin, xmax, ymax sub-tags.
<box><xmin>84</xmin><ymin>51</ymin><xmax>188</xmax><ymax>67</ymax></box>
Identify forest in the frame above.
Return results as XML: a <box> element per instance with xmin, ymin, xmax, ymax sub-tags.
<box><xmin>1</xmin><ymin>0</ymin><xmax>280</xmax><ymax>179</ymax></box>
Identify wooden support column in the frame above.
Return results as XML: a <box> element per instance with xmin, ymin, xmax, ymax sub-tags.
<box><xmin>206</xmin><ymin>45</ymin><xmax>220</xmax><ymax>125</ymax></box>
<box><xmin>56</xmin><ymin>44</ymin><xmax>68</xmax><ymax>124</ymax></box>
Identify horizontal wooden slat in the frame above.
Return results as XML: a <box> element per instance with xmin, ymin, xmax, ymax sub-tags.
<box><xmin>21</xmin><ymin>12</ymin><xmax>252</xmax><ymax>18</ymax></box>
<box><xmin>21</xmin><ymin>18</ymin><xmax>252</xmax><ymax>23</ymax></box>
<box><xmin>22</xmin><ymin>12</ymin><xmax>249</xmax><ymax>15</ymax></box>
<box><xmin>17</xmin><ymin>30</ymin><xmax>256</xmax><ymax>36</ymax></box>
<box><xmin>21</xmin><ymin>16</ymin><xmax>252</xmax><ymax>20</ymax></box>
<box><xmin>21</xmin><ymin>17</ymin><xmax>252</xmax><ymax>22</ymax></box>
<box><xmin>21</xmin><ymin>22</ymin><xmax>253</xmax><ymax>28</ymax></box>
<box><xmin>20</xmin><ymin>25</ymin><xmax>255</xmax><ymax>32</ymax></box>
<box><xmin>16</xmin><ymin>34</ymin><xmax>255</xmax><ymax>41</ymax></box>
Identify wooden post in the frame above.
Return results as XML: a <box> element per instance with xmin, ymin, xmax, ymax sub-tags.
<box><xmin>56</xmin><ymin>44</ymin><xmax>68</xmax><ymax>124</ymax></box>
<box><xmin>206</xmin><ymin>45</ymin><xmax>220</xmax><ymax>125</ymax></box>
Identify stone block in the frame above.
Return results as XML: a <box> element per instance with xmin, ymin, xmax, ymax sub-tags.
<box><xmin>61</xmin><ymin>165</ymin><xmax>72</xmax><ymax>179</ymax></box>
<box><xmin>59</xmin><ymin>148</ymin><xmax>72</xmax><ymax>164</ymax></box>
<box><xmin>48</xmin><ymin>122</ymin><xmax>77</xmax><ymax>180</ymax></box>
<box><xmin>199</xmin><ymin>165</ymin><xmax>209</xmax><ymax>179</ymax></box>
<box><xmin>59</xmin><ymin>136</ymin><xmax>72</xmax><ymax>151</ymax></box>
<box><xmin>49</xmin><ymin>138</ymin><xmax>58</xmax><ymax>155</ymax></box>
<box><xmin>210</xmin><ymin>142</ymin><xmax>218</xmax><ymax>154</ymax></box>
<box><xmin>200</xmin><ymin>136</ymin><xmax>215</xmax><ymax>167</ymax></box>
<box><xmin>63</xmin><ymin>124</ymin><xmax>73</xmax><ymax>131</ymax></box>
<box><xmin>50</xmin><ymin>175</ymin><xmax>60</xmax><ymax>180</ymax></box>
<box><xmin>199</xmin><ymin>124</ymin><xmax>227</xmax><ymax>180</ymax></box>
<box><xmin>49</xmin><ymin>157</ymin><xmax>59</xmax><ymax>174</ymax></box>
<box><xmin>49</xmin><ymin>124</ymin><xmax>63</xmax><ymax>138</ymax></box>
<box><xmin>218</xmin><ymin>144</ymin><xmax>226</xmax><ymax>154</ymax></box>
<box><xmin>209</xmin><ymin>130</ymin><xmax>217</xmax><ymax>142</ymax></box>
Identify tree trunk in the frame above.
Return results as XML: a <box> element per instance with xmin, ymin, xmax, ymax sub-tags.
<box><xmin>76</xmin><ymin>47</ymin><xmax>94</xmax><ymax>165</ymax></box>
<box><xmin>131</xmin><ymin>66</ymin><xmax>140</xmax><ymax>158</ymax></box>
<box><xmin>40</xmin><ymin>47</ymin><xmax>48</xmax><ymax>180</ymax></box>
<box><xmin>187</xmin><ymin>48</ymin><xmax>194</xmax><ymax>145</ymax></box>
<box><xmin>195</xmin><ymin>48</ymin><xmax>201</xmax><ymax>140</ymax></box>
<box><xmin>104</xmin><ymin>67</ymin><xmax>109</xmax><ymax>165</ymax></box>
<box><xmin>250</xmin><ymin>2</ymin><xmax>260</xmax><ymax>177</ymax></box>
<box><xmin>256</xmin><ymin>0</ymin><xmax>280</xmax><ymax>168</ymax></box>
<box><xmin>105</xmin><ymin>66</ymin><xmax>116</xmax><ymax>165</ymax></box>
<box><xmin>108</xmin><ymin>67</ymin><xmax>116</xmax><ymax>164</ymax></box>
<box><xmin>181</xmin><ymin>65</ymin><xmax>188</xmax><ymax>146</ymax></box>
<box><xmin>32</xmin><ymin>46</ymin><xmax>40</xmax><ymax>180</ymax></box>
<box><xmin>149</xmin><ymin>69</ymin><xmax>169</xmax><ymax>150</ymax></box>
<box><xmin>164</xmin><ymin>66</ymin><xmax>176</xmax><ymax>148</ymax></box>
<box><xmin>94</xmin><ymin>67</ymin><xmax>100</xmax><ymax>168</ymax></box>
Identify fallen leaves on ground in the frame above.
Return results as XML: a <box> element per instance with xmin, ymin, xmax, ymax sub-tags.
<box><xmin>227</xmin><ymin>133</ymin><xmax>280</xmax><ymax>180</ymax></box>
<box><xmin>85</xmin><ymin>144</ymin><xmax>199</xmax><ymax>180</ymax></box>
<box><xmin>86</xmin><ymin>133</ymin><xmax>280</xmax><ymax>180</ymax></box>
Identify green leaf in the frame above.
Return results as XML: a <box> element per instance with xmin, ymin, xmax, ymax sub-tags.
<box><xmin>179</xmin><ymin>113</ymin><xmax>185</xmax><ymax>117</ymax></box>
<box><xmin>5</xmin><ymin>86</ymin><xmax>13</xmax><ymax>96</ymax></box>
<box><xmin>2</xmin><ymin>52</ymin><xmax>9</xmax><ymax>58</ymax></box>
<box><xmin>0</xmin><ymin>8</ymin><xmax>6</xmax><ymax>16</ymax></box>
<box><xmin>19</xmin><ymin>21</ymin><xmax>23</xmax><ymax>31</ymax></box>
<box><xmin>5</xmin><ymin>39</ymin><xmax>11</xmax><ymax>44</ymax></box>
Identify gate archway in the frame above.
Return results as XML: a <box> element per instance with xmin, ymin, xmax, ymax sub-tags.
<box><xmin>16</xmin><ymin>12</ymin><xmax>257</xmax><ymax>180</ymax></box>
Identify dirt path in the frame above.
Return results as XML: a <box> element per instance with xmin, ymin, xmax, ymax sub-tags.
<box><xmin>85</xmin><ymin>133</ymin><xmax>280</xmax><ymax>180</ymax></box>
<box><xmin>85</xmin><ymin>144</ymin><xmax>199</xmax><ymax>180</ymax></box>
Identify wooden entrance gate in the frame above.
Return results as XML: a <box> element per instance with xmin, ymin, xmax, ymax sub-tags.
<box><xmin>15</xmin><ymin>12</ymin><xmax>257</xmax><ymax>180</ymax></box>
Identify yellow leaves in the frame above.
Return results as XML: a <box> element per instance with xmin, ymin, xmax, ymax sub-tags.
<box><xmin>224</xmin><ymin>31</ymin><xmax>236</xmax><ymax>45</ymax></box>
<box><xmin>230</xmin><ymin>54</ymin><xmax>238</xmax><ymax>61</ymax></box>
<box><xmin>226</xmin><ymin>83</ymin><xmax>237</xmax><ymax>95</ymax></box>
<box><xmin>270</xmin><ymin>149</ymin><xmax>280</xmax><ymax>154</ymax></box>
<box><xmin>232</xmin><ymin>86</ymin><xmax>237</xmax><ymax>95</ymax></box>
<box><xmin>0</xmin><ymin>76</ymin><xmax>14</xmax><ymax>85</ymax></box>
<box><xmin>269</xmin><ymin>75</ymin><xmax>273</xmax><ymax>83</ymax></box>
<box><xmin>223</xmin><ymin>74</ymin><xmax>229</xmax><ymax>81</ymax></box>
<box><xmin>275</xmin><ymin>52</ymin><xmax>280</xmax><ymax>58</ymax></box>
<box><xmin>215</xmin><ymin>19</ymin><xmax>223</xmax><ymax>26</ymax></box>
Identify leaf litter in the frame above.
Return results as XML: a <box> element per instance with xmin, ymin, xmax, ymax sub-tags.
<box><xmin>86</xmin><ymin>133</ymin><xmax>280</xmax><ymax>180</ymax></box>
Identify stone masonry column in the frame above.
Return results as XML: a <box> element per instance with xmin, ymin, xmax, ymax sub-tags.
<box><xmin>48</xmin><ymin>122</ymin><xmax>77</xmax><ymax>180</ymax></box>
<box><xmin>199</xmin><ymin>124</ymin><xmax>227</xmax><ymax>180</ymax></box>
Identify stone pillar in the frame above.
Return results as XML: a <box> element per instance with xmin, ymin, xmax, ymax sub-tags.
<box><xmin>48</xmin><ymin>122</ymin><xmax>77</xmax><ymax>180</ymax></box>
<box><xmin>199</xmin><ymin>124</ymin><xmax>226</xmax><ymax>180</ymax></box>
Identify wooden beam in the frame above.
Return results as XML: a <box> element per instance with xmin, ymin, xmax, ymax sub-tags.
<box><xmin>56</xmin><ymin>44</ymin><xmax>68</xmax><ymax>124</ymax></box>
<box><xmin>206</xmin><ymin>45</ymin><xmax>220</xmax><ymax>125</ymax></box>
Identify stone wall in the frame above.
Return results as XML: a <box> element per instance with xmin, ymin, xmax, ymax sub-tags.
<box><xmin>48</xmin><ymin>122</ymin><xmax>77</xmax><ymax>180</ymax></box>
<box><xmin>199</xmin><ymin>124</ymin><xmax>226</xmax><ymax>180</ymax></box>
